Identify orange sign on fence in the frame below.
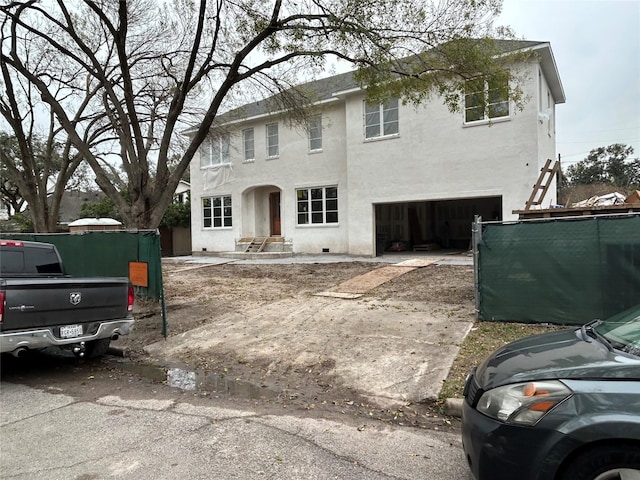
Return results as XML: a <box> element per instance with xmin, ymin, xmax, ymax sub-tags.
<box><xmin>129</xmin><ymin>261</ymin><xmax>149</xmax><ymax>287</ymax></box>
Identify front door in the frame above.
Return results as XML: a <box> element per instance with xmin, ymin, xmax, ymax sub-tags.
<box><xmin>269</xmin><ymin>192</ymin><xmax>281</xmax><ymax>236</ymax></box>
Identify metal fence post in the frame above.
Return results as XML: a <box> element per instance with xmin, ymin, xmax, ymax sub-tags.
<box><xmin>156</xmin><ymin>229</ymin><xmax>168</xmax><ymax>339</ymax></box>
<box><xmin>472</xmin><ymin>215</ymin><xmax>482</xmax><ymax>320</ymax></box>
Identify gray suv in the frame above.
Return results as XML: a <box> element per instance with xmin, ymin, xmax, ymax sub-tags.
<box><xmin>461</xmin><ymin>305</ymin><xmax>640</xmax><ymax>480</ymax></box>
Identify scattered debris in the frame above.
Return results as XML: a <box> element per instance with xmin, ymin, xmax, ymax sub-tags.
<box><xmin>625</xmin><ymin>190</ymin><xmax>640</xmax><ymax>204</ymax></box>
<box><xmin>571</xmin><ymin>192</ymin><xmax>626</xmax><ymax>208</ymax></box>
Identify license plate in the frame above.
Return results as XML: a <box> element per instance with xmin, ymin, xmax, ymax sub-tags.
<box><xmin>60</xmin><ymin>324</ymin><xmax>83</xmax><ymax>338</ymax></box>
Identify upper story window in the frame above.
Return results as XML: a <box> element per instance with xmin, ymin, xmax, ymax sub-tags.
<box><xmin>296</xmin><ymin>186</ymin><xmax>338</xmax><ymax>225</ymax></box>
<box><xmin>200</xmin><ymin>135</ymin><xmax>230</xmax><ymax>167</ymax></box>
<box><xmin>202</xmin><ymin>195</ymin><xmax>232</xmax><ymax>228</ymax></box>
<box><xmin>242</xmin><ymin>128</ymin><xmax>255</xmax><ymax>161</ymax></box>
<box><xmin>266</xmin><ymin>123</ymin><xmax>279</xmax><ymax>158</ymax></box>
<box><xmin>308</xmin><ymin>115</ymin><xmax>322</xmax><ymax>152</ymax></box>
<box><xmin>464</xmin><ymin>77</ymin><xmax>509</xmax><ymax>123</ymax></box>
<box><xmin>364</xmin><ymin>98</ymin><xmax>399</xmax><ymax>139</ymax></box>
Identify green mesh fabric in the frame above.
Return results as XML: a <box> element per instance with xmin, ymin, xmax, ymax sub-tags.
<box><xmin>1</xmin><ymin>231</ymin><xmax>162</xmax><ymax>300</ymax></box>
<box><xmin>478</xmin><ymin>215</ymin><xmax>640</xmax><ymax>325</ymax></box>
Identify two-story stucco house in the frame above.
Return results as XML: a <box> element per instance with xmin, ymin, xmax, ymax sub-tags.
<box><xmin>188</xmin><ymin>40</ymin><xmax>565</xmax><ymax>257</ymax></box>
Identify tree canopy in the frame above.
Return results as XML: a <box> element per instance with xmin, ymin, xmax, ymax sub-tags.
<box><xmin>1</xmin><ymin>0</ymin><xmax>528</xmax><ymax>229</ymax></box>
<box><xmin>564</xmin><ymin>144</ymin><xmax>640</xmax><ymax>189</ymax></box>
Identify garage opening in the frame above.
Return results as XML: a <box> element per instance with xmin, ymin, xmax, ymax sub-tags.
<box><xmin>374</xmin><ymin>196</ymin><xmax>502</xmax><ymax>255</ymax></box>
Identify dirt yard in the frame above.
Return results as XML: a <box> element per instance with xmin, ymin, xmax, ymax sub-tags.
<box><xmin>117</xmin><ymin>257</ymin><xmax>475</xmax><ymax>430</ymax></box>
<box><xmin>127</xmin><ymin>259</ymin><xmax>475</xmax><ymax>355</ymax></box>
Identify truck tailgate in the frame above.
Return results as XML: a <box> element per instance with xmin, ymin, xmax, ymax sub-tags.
<box><xmin>0</xmin><ymin>277</ymin><xmax>131</xmax><ymax>332</ymax></box>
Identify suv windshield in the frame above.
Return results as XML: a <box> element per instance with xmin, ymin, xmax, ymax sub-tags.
<box><xmin>595</xmin><ymin>305</ymin><xmax>640</xmax><ymax>355</ymax></box>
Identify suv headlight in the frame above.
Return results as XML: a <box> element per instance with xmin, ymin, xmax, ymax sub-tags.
<box><xmin>477</xmin><ymin>380</ymin><xmax>572</xmax><ymax>426</ymax></box>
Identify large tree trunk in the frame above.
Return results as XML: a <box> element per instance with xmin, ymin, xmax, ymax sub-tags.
<box><xmin>19</xmin><ymin>186</ymin><xmax>48</xmax><ymax>232</ymax></box>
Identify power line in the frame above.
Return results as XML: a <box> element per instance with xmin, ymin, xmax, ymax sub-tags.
<box><xmin>559</xmin><ymin>137</ymin><xmax>640</xmax><ymax>145</ymax></box>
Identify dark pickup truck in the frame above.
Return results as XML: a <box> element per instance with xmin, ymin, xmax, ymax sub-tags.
<box><xmin>0</xmin><ymin>239</ymin><xmax>134</xmax><ymax>358</ymax></box>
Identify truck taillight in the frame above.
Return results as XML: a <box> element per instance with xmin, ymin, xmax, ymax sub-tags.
<box><xmin>127</xmin><ymin>286</ymin><xmax>135</xmax><ymax>312</ymax></box>
<box><xmin>0</xmin><ymin>240</ymin><xmax>23</xmax><ymax>247</ymax></box>
<box><xmin>0</xmin><ymin>291</ymin><xmax>4</xmax><ymax>323</ymax></box>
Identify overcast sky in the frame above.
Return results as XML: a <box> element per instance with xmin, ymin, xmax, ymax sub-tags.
<box><xmin>498</xmin><ymin>0</ymin><xmax>640</xmax><ymax>166</ymax></box>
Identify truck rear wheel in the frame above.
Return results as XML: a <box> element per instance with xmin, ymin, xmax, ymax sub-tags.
<box><xmin>84</xmin><ymin>338</ymin><xmax>111</xmax><ymax>359</ymax></box>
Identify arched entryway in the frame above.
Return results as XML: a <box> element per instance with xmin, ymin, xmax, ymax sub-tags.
<box><xmin>241</xmin><ymin>185</ymin><xmax>283</xmax><ymax>238</ymax></box>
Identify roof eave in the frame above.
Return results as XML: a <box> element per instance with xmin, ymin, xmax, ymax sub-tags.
<box><xmin>530</xmin><ymin>42</ymin><xmax>566</xmax><ymax>104</ymax></box>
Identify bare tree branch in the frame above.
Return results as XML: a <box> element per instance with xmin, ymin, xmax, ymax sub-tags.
<box><xmin>1</xmin><ymin>0</ymin><xmax>523</xmax><ymax>229</ymax></box>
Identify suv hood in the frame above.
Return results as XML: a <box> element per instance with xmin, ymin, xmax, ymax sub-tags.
<box><xmin>475</xmin><ymin>329</ymin><xmax>640</xmax><ymax>390</ymax></box>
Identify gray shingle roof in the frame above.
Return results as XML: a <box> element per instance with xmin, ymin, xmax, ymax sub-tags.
<box><xmin>216</xmin><ymin>70</ymin><xmax>358</xmax><ymax>124</ymax></box>
<box><xmin>215</xmin><ymin>39</ymin><xmax>553</xmax><ymax>125</ymax></box>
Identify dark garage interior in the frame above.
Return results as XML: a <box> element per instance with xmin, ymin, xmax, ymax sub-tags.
<box><xmin>374</xmin><ymin>196</ymin><xmax>502</xmax><ymax>254</ymax></box>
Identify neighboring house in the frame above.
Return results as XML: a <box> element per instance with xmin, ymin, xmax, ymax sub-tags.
<box><xmin>55</xmin><ymin>190</ymin><xmax>106</xmax><ymax>225</ymax></box>
<box><xmin>174</xmin><ymin>180</ymin><xmax>191</xmax><ymax>204</ymax></box>
<box><xmin>188</xmin><ymin>40</ymin><xmax>565</xmax><ymax>256</ymax></box>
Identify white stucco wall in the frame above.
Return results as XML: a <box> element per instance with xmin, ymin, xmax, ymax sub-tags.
<box><xmin>535</xmin><ymin>65</ymin><xmax>560</xmax><ymax>207</ymax></box>
<box><xmin>191</xmin><ymin>104</ymin><xmax>351</xmax><ymax>253</ymax></box>
<box><xmin>342</xmin><ymin>60</ymin><xmax>556</xmax><ymax>255</ymax></box>
<box><xmin>190</xmin><ymin>52</ymin><xmax>561</xmax><ymax>256</ymax></box>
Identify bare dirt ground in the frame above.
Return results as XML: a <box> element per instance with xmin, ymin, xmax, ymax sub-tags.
<box><xmin>116</xmin><ymin>258</ymin><xmax>475</xmax><ymax>431</ymax></box>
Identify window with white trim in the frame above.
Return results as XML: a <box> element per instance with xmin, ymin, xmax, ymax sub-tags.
<box><xmin>364</xmin><ymin>98</ymin><xmax>399</xmax><ymax>139</ymax></box>
<box><xmin>266</xmin><ymin>123</ymin><xmax>279</xmax><ymax>158</ymax></box>
<box><xmin>200</xmin><ymin>135</ymin><xmax>230</xmax><ymax>167</ymax></box>
<box><xmin>308</xmin><ymin>115</ymin><xmax>322</xmax><ymax>151</ymax></box>
<box><xmin>296</xmin><ymin>186</ymin><xmax>338</xmax><ymax>225</ymax></box>
<box><xmin>202</xmin><ymin>195</ymin><xmax>232</xmax><ymax>228</ymax></box>
<box><xmin>243</xmin><ymin>128</ymin><xmax>254</xmax><ymax>161</ymax></box>
<box><xmin>464</xmin><ymin>77</ymin><xmax>509</xmax><ymax>123</ymax></box>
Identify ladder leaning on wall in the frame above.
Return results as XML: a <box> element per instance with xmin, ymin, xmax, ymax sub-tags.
<box><xmin>524</xmin><ymin>158</ymin><xmax>561</xmax><ymax>210</ymax></box>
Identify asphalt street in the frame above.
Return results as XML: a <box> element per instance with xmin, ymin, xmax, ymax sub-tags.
<box><xmin>0</xmin><ymin>378</ymin><xmax>473</xmax><ymax>480</ymax></box>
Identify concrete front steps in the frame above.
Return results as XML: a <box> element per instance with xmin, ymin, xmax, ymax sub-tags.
<box><xmin>197</xmin><ymin>237</ymin><xmax>294</xmax><ymax>260</ymax></box>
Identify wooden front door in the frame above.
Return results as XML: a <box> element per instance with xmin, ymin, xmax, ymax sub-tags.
<box><xmin>269</xmin><ymin>192</ymin><xmax>281</xmax><ymax>236</ymax></box>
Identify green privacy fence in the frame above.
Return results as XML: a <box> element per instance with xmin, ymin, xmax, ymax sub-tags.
<box><xmin>0</xmin><ymin>230</ymin><xmax>163</xmax><ymax>301</ymax></box>
<box><xmin>475</xmin><ymin>213</ymin><xmax>640</xmax><ymax>325</ymax></box>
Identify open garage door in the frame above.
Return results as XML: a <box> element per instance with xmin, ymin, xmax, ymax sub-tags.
<box><xmin>374</xmin><ymin>196</ymin><xmax>502</xmax><ymax>255</ymax></box>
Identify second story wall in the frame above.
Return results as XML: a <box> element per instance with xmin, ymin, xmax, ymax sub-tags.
<box><xmin>342</xmin><ymin>59</ymin><xmax>557</xmax><ymax>218</ymax></box>
<box><xmin>191</xmin><ymin>100</ymin><xmax>349</xmax><ymax>188</ymax></box>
